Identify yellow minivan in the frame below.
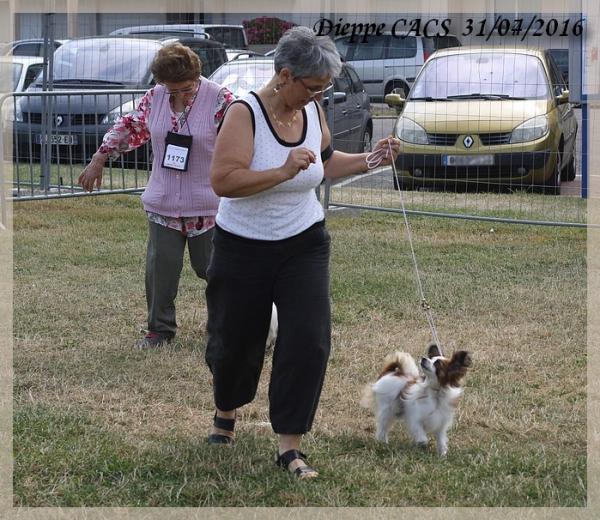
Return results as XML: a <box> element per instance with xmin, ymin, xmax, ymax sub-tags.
<box><xmin>385</xmin><ymin>46</ymin><xmax>578</xmax><ymax>194</ymax></box>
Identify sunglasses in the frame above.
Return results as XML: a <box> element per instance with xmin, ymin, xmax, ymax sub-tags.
<box><xmin>296</xmin><ymin>78</ymin><xmax>334</xmax><ymax>96</ymax></box>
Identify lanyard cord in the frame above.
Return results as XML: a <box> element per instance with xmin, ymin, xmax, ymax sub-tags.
<box><xmin>365</xmin><ymin>142</ymin><xmax>444</xmax><ymax>354</ymax></box>
<box><xmin>174</xmin><ymin>86</ymin><xmax>199</xmax><ymax>135</ymax></box>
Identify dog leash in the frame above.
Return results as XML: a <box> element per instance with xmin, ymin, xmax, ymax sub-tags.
<box><xmin>366</xmin><ymin>141</ymin><xmax>444</xmax><ymax>355</ymax></box>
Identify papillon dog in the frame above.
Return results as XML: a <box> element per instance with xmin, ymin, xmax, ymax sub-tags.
<box><xmin>266</xmin><ymin>303</ymin><xmax>278</xmax><ymax>349</ymax></box>
<box><xmin>361</xmin><ymin>344</ymin><xmax>472</xmax><ymax>457</ymax></box>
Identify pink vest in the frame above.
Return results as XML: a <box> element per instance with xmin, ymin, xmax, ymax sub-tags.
<box><xmin>140</xmin><ymin>79</ymin><xmax>221</xmax><ymax>217</ymax></box>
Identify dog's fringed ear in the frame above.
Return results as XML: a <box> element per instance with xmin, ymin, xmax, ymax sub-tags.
<box><xmin>450</xmin><ymin>351</ymin><xmax>472</xmax><ymax>369</ymax></box>
<box><xmin>427</xmin><ymin>343</ymin><xmax>442</xmax><ymax>358</ymax></box>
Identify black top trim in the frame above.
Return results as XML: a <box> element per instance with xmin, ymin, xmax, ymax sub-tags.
<box><xmin>313</xmin><ymin>99</ymin><xmax>323</xmax><ymax>134</ymax></box>
<box><xmin>218</xmin><ymin>99</ymin><xmax>255</xmax><ymax>136</ymax></box>
<box><xmin>250</xmin><ymin>91</ymin><xmax>307</xmax><ymax>147</ymax></box>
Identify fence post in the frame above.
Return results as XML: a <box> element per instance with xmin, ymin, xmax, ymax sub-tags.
<box><xmin>40</xmin><ymin>12</ymin><xmax>56</xmax><ymax>193</ymax></box>
<box><xmin>322</xmin><ymin>88</ymin><xmax>334</xmax><ymax>210</ymax></box>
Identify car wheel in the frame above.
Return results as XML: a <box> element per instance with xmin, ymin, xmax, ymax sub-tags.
<box><xmin>543</xmin><ymin>150</ymin><xmax>562</xmax><ymax>195</ymax></box>
<box><xmin>392</xmin><ymin>174</ymin><xmax>414</xmax><ymax>191</ymax></box>
<box><xmin>362</xmin><ymin>128</ymin><xmax>372</xmax><ymax>153</ymax></box>
<box><xmin>566</xmin><ymin>156</ymin><xmax>576</xmax><ymax>181</ymax></box>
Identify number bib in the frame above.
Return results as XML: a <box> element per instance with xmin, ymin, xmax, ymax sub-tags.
<box><xmin>162</xmin><ymin>131</ymin><xmax>193</xmax><ymax>172</ymax></box>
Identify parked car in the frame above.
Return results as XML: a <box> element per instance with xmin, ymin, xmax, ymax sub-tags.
<box><xmin>1</xmin><ymin>56</ymin><xmax>44</xmax><ymax>123</ymax></box>
<box><xmin>0</xmin><ymin>56</ymin><xmax>43</xmax><ymax>91</ymax></box>
<box><xmin>548</xmin><ymin>48</ymin><xmax>569</xmax><ymax>87</ymax></box>
<box><xmin>0</xmin><ymin>38</ymin><xmax>66</xmax><ymax>57</ymax></box>
<box><xmin>384</xmin><ymin>46</ymin><xmax>578</xmax><ymax>194</ymax></box>
<box><xmin>12</xmin><ymin>36</ymin><xmax>228</xmax><ymax>167</ymax></box>
<box><xmin>110</xmin><ymin>24</ymin><xmax>248</xmax><ymax>49</ymax></box>
<box><xmin>226</xmin><ymin>49</ymin><xmax>263</xmax><ymax>61</ymax></box>
<box><xmin>209</xmin><ymin>57</ymin><xmax>373</xmax><ymax>153</ymax></box>
<box><xmin>335</xmin><ymin>33</ymin><xmax>461</xmax><ymax>100</ymax></box>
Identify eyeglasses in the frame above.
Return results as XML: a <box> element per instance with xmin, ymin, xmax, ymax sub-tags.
<box><xmin>296</xmin><ymin>78</ymin><xmax>334</xmax><ymax>97</ymax></box>
<box><xmin>165</xmin><ymin>82</ymin><xmax>198</xmax><ymax>95</ymax></box>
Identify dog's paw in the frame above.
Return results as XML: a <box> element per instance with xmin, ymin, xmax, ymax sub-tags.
<box><xmin>375</xmin><ymin>431</ymin><xmax>388</xmax><ymax>443</ymax></box>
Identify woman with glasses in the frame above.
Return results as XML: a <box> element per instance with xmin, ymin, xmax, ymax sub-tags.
<box><xmin>205</xmin><ymin>26</ymin><xmax>400</xmax><ymax>479</ymax></box>
<box><xmin>79</xmin><ymin>43</ymin><xmax>234</xmax><ymax>348</ymax></box>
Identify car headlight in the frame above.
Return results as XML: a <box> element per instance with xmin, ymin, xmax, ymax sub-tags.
<box><xmin>510</xmin><ymin>115</ymin><xmax>549</xmax><ymax>144</ymax></box>
<box><xmin>101</xmin><ymin>97</ymin><xmax>141</xmax><ymax>125</ymax></box>
<box><xmin>4</xmin><ymin>98</ymin><xmax>23</xmax><ymax>122</ymax></box>
<box><xmin>394</xmin><ymin>117</ymin><xmax>429</xmax><ymax>145</ymax></box>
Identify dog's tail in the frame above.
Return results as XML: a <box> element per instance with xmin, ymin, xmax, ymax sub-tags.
<box><xmin>360</xmin><ymin>352</ymin><xmax>419</xmax><ymax>411</ymax></box>
<box><xmin>378</xmin><ymin>351</ymin><xmax>419</xmax><ymax>380</ymax></box>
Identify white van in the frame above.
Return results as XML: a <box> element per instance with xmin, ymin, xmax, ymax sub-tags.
<box><xmin>109</xmin><ymin>24</ymin><xmax>248</xmax><ymax>50</ymax></box>
<box><xmin>335</xmin><ymin>33</ymin><xmax>461</xmax><ymax>101</ymax></box>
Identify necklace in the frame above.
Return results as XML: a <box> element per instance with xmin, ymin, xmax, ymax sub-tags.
<box><xmin>267</xmin><ymin>98</ymin><xmax>298</xmax><ymax>128</ymax></box>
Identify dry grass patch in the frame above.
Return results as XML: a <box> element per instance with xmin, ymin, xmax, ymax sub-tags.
<box><xmin>13</xmin><ymin>196</ymin><xmax>586</xmax><ymax>506</ymax></box>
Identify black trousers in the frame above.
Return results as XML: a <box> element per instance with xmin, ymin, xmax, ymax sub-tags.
<box><xmin>205</xmin><ymin>221</ymin><xmax>331</xmax><ymax>434</ymax></box>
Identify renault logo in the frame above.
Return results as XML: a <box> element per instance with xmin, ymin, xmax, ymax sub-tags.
<box><xmin>463</xmin><ymin>135</ymin><xmax>474</xmax><ymax>148</ymax></box>
<box><xmin>54</xmin><ymin>115</ymin><xmax>64</xmax><ymax>127</ymax></box>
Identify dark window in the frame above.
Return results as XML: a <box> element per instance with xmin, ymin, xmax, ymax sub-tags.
<box><xmin>548</xmin><ymin>49</ymin><xmax>569</xmax><ymax>85</ymax></box>
<box><xmin>545</xmin><ymin>52</ymin><xmax>566</xmax><ymax>95</ymax></box>
<box><xmin>345</xmin><ymin>66</ymin><xmax>364</xmax><ymax>93</ymax></box>
<box><xmin>335</xmin><ymin>36</ymin><xmax>353</xmax><ymax>60</ymax></box>
<box><xmin>386</xmin><ymin>35</ymin><xmax>417</xmax><ymax>59</ymax></box>
<box><xmin>351</xmin><ymin>35</ymin><xmax>385</xmax><ymax>61</ymax></box>
<box><xmin>334</xmin><ymin>68</ymin><xmax>352</xmax><ymax>93</ymax></box>
<box><xmin>205</xmin><ymin>28</ymin><xmax>246</xmax><ymax>49</ymax></box>
<box><xmin>12</xmin><ymin>43</ymin><xmax>41</xmax><ymax>56</ymax></box>
<box><xmin>187</xmin><ymin>44</ymin><xmax>227</xmax><ymax>77</ymax></box>
<box><xmin>23</xmin><ymin>63</ymin><xmax>43</xmax><ymax>90</ymax></box>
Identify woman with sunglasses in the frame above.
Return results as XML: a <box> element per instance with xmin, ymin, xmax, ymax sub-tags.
<box><xmin>79</xmin><ymin>43</ymin><xmax>234</xmax><ymax>348</ymax></box>
<box><xmin>205</xmin><ymin>26</ymin><xmax>400</xmax><ymax>479</ymax></box>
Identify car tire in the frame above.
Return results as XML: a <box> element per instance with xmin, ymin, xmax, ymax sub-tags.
<box><xmin>392</xmin><ymin>175</ymin><xmax>414</xmax><ymax>191</ymax></box>
<box><xmin>566</xmin><ymin>156</ymin><xmax>576</xmax><ymax>182</ymax></box>
<box><xmin>362</xmin><ymin>127</ymin><xmax>372</xmax><ymax>153</ymax></box>
<box><xmin>543</xmin><ymin>150</ymin><xmax>562</xmax><ymax>195</ymax></box>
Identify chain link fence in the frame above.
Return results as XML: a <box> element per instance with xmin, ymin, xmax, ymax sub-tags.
<box><xmin>1</xmin><ymin>9</ymin><xmax>592</xmax><ymax>228</ymax></box>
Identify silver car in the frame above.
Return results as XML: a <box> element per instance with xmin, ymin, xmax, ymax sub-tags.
<box><xmin>209</xmin><ymin>57</ymin><xmax>373</xmax><ymax>153</ymax></box>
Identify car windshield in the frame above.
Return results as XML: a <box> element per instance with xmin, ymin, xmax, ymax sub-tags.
<box><xmin>210</xmin><ymin>61</ymin><xmax>274</xmax><ymax>96</ymax></box>
<box><xmin>411</xmin><ymin>52</ymin><xmax>549</xmax><ymax>100</ymax></box>
<box><xmin>50</xmin><ymin>39</ymin><xmax>161</xmax><ymax>84</ymax></box>
<box><xmin>0</xmin><ymin>62</ymin><xmax>23</xmax><ymax>90</ymax></box>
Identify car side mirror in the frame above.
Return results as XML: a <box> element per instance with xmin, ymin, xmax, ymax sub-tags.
<box><xmin>384</xmin><ymin>92</ymin><xmax>406</xmax><ymax>109</ymax></box>
<box><xmin>556</xmin><ymin>89</ymin><xmax>570</xmax><ymax>105</ymax></box>
<box><xmin>323</xmin><ymin>92</ymin><xmax>347</xmax><ymax>107</ymax></box>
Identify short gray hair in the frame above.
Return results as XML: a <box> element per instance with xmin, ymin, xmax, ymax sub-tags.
<box><xmin>274</xmin><ymin>26</ymin><xmax>342</xmax><ymax>79</ymax></box>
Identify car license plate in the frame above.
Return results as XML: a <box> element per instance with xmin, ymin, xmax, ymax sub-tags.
<box><xmin>442</xmin><ymin>155</ymin><xmax>494</xmax><ymax>166</ymax></box>
<box><xmin>35</xmin><ymin>134</ymin><xmax>78</xmax><ymax>146</ymax></box>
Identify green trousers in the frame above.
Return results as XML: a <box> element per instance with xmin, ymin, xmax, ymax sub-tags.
<box><xmin>145</xmin><ymin>221</ymin><xmax>214</xmax><ymax>339</ymax></box>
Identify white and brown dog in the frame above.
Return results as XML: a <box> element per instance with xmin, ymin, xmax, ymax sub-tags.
<box><xmin>361</xmin><ymin>344</ymin><xmax>472</xmax><ymax>457</ymax></box>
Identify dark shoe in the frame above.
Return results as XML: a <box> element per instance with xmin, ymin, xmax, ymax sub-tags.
<box><xmin>207</xmin><ymin>413</ymin><xmax>235</xmax><ymax>445</ymax></box>
<box><xmin>275</xmin><ymin>449</ymin><xmax>318</xmax><ymax>479</ymax></box>
<box><xmin>135</xmin><ymin>332</ymin><xmax>171</xmax><ymax>349</ymax></box>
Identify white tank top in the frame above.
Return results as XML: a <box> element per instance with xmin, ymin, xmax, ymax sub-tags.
<box><xmin>216</xmin><ymin>92</ymin><xmax>325</xmax><ymax>240</ymax></box>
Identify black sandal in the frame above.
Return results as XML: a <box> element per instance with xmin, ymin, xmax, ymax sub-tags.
<box><xmin>275</xmin><ymin>449</ymin><xmax>318</xmax><ymax>479</ymax></box>
<box><xmin>207</xmin><ymin>413</ymin><xmax>235</xmax><ymax>445</ymax></box>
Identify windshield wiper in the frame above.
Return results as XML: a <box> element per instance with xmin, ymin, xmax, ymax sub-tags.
<box><xmin>409</xmin><ymin>96</ymin><xmax>450</xmax><ymax>101</ymax></box>
<box><xmin>447</xmin><ymin>93</ymin><xmax>519</xmax><ymax>100</ymax></box>
<box><xmin>48</xmin><ymin>79</ymin><xmax>127</xmax><ymax>86</ymax></box>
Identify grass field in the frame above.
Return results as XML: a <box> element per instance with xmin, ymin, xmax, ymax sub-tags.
<box><xmin>12</xmin><ymin>196</ymin><xmax>587</xmax><ymax>507</ymax></box>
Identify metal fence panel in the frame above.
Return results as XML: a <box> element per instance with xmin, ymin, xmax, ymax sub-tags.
<box><xmin>2</xmin><ymin>89</ymin><xmax>150</xmax><ymax>201</ymax></box>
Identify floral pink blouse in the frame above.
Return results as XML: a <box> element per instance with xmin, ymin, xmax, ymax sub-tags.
<box><xmin>98</xmin><ymin>84</ymin><xmax>234</xmax><ymax>238</ymax></box>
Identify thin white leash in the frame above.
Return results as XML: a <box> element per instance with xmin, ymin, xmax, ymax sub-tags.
<box><xmin>366</xmin><ymin>141</ymin><xmax>444</xmax><ymax>355</ymax></box>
